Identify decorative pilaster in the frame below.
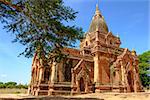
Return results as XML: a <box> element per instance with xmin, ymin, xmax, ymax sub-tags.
<box><xmin>121</xmin><ymin>65</ymin><xmax>125</xmax><ymax>85</ymax></box>
<box><xmin>58</xmin><ymin>61</ymin><xmax>64</xmax><ymax>82</ymax></box>
<box><xmin>48</xmin><ymin>61</ymin><xmax>58</xmax><ymax>95</ymax></box>
<box><xmin>76</xmin><ymin>80</ymin><xmax>80</xmax><ymax>93</ymax></box>
<box><xmin>85</xmin><ymin>81</ymin><xmax>89</xmax><ymax>93</ymax></box>
<box><xmin>39</xmin><ymin>67</ymin><xmax>44</xmax><ymax>83</ymax></box>
<box><xmin>112</xmin><ymin>65</ymin><xmax>120</xmax><ymax>85</ymax></box>
<box><xmin>133</xmin><ymin>68</ymin><xmax>137</xmax><ymax>93</ymax></box>
<box><xmin>94</xmin><ymin>54</ymin><xmax>100</xmax><ymax>83</ymax></box>
<box><xmin>50</xmin><ymin>62</ymin><xmax>58</xmax><ymax>83</ymax></box>
<box><xmin>120</xmin><ymin>62</ymin><xmax>126</xmax><ymax>92</ymax></box>
<box><xmin>71</xmin><ymin>69</ymin><xmax>75</xmax><ymax>95</ymax></box>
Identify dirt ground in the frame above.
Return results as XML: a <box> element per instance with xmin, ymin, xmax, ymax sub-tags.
<box><xmin>0</xmin><ymin>92</ymin><xmax>150</xmax><ymax>100</ymax></box>
<box><xmin>72</xmin><ymin>92</ymin><xmax>150</xmax><ymax>100</ymax></box>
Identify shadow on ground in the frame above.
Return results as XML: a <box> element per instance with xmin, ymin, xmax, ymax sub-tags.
<box><xmin>0</xmin><ymin>96</ymin><xmax>104</xmax><ymax>100</ymax></box>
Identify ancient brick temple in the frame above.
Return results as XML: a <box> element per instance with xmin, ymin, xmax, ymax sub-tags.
<box><xmin>28</xmin><ymin>5</ymin><xmax>142</xmax><ymax>96</ymax></box>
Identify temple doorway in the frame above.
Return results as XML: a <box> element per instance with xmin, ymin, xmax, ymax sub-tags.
<box><xmin>44</xmin><ymin>68</ymin><xmax>50</xmax><ymax>83</ymax></box>
<box><xmin>79</xmin><ymin>77</ymin><xmax>85</xmax><ymax>92</ymax></box>
<box><xmin>64</xmin><ymin>59</ymin><xmax>72</xmax><ymax>82</ymax></box>
<box><xmin>127</xmin><ymin>71</ymin><xmax>134</xmax><ymax>92</ymax></box>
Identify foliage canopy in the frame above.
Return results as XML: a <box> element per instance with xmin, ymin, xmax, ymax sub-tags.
<box><xmin>0</xmin><ymin>0</ymin><xmax>83</xmax><ymax>63</ymax></box>
<box><xmin>0</xmin><ymin>81</ymin><xmax>28</xmax><ymax>89</ymax></box>
<box><xmin>138</xmin><ymin>50</ymin><xmax>150</xmax><ymax>87</ymax></box>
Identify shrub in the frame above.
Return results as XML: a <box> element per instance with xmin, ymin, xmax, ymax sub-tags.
<box><xmin>16</xmin><ymin>84</ymin><xmax>24</xmax><ymax>89</ymax></box>
<box><xmin>0</xmin><ymin>84</ymin><xmax>6</xmax><ymax>88</ymax></box>
<box><xmin>5</xmin><ymin>82</ymin><xmax>17</xmax><ymax>86</ymax></box>
<box><xmin>0</xmin><ymin>82</ymin><xmax>28</xmax><ymax>89</ymax></box>
<box><xmin>6</xmin><ymin>84</ymin><xmax>15</xmax><ymax>88</ymax></box>
<box><xmin>0</xmin><ymin>82</ymin><xmax>3</xmax><ymax>85</ymax></box>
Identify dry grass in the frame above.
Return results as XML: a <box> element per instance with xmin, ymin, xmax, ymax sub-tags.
<box><xmin>0</xmin><ymin>92</ymin><xmax>150</xmax><ymax>100</ymax></box>
<box><xmin>0</xmin><ymin>89</ymin><xmax>150</xmax><ymax>100</ymax></box>
<box><xmin>0</xmin><ymin>88</ymin><xmax>27</xmax><ymax>94</ymax></box>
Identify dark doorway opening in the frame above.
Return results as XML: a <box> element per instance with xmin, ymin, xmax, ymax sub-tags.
<box><xmin>44</xmin><ymin>68</ymin><xmax>50</xmax><ymax>82</ymax></box>
<box><xmin>79</xmin><ymin>77</ymin><xmax>85</xmax><ymax>92</ymax></box>
<box><xmin>127</xmin><ymin>71</ymin><xmax>134</xmax><ymax>92</ymax></box>
<box><xmin>64</xmin><ymin>59</ymin><xmax>72</xmax><ymax>82</ymax></box>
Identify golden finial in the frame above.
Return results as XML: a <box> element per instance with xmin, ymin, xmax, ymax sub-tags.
<box><xmin>95</xmin><ymin>3</ymin><xmax>101</xmax><ymax>16</ymax></box>
<box><xmin>131</xmin><ymin>48</ymin><xmax>136</xmax><ymax>56</ymax></box>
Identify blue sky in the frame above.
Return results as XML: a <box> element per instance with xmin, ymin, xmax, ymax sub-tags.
<box><xmin>0</xmin><ymin>0</ymin><xmax>149</xmax><ymax>84</ymax></box>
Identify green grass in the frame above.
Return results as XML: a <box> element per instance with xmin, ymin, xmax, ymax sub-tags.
<box><xmin>0</xmin><ymin>88</ymin><xmax>27</xmax><ymax>94</ymax></box>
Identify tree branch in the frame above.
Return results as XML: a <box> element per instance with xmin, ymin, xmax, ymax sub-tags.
<box><xmin>0</xmin><ymin>0</ymin><xmax>22</xmax><ymax>11</ymax></box>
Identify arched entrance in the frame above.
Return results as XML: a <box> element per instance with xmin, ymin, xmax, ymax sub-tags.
<box><xmin>127</xmin><ymin>71</ymin><xmax>134</xmax><ymax>92</ymax></box>
<box><xmin>79</xmin><ymin>77</ymin><xmax>85</xmax><ymax>92</ymax></box>
<box><xmin>64</xmin><ymin>59</ymin><xmax>72</xmax><ymax>82</ymax></box>
<box><xmin>44</xmin><ymin>68</ymin><xmax>50</xmax><ymax>82</ymax></box>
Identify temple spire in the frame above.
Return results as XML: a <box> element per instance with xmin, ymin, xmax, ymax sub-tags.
<box><xmin>88</xmin><ymin>1</ymin><xmax>109</xmax><ymax>33</ymax></box>
<box><xmin>95</xmin><ymin>4</ymin><xmax>101</xmax><ymax>16</ymax></box>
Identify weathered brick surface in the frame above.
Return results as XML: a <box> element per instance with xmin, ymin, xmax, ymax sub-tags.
<box><xmin>28</xmin><ymin>5</ymin><xmax>142</xmax><ymax>96</ymax></box>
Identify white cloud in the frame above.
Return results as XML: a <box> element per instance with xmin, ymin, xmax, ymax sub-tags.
<box><xmin>0</xmin><ymin>74</ymin><xmax>7</xmax><ymax>78</ymax></box>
